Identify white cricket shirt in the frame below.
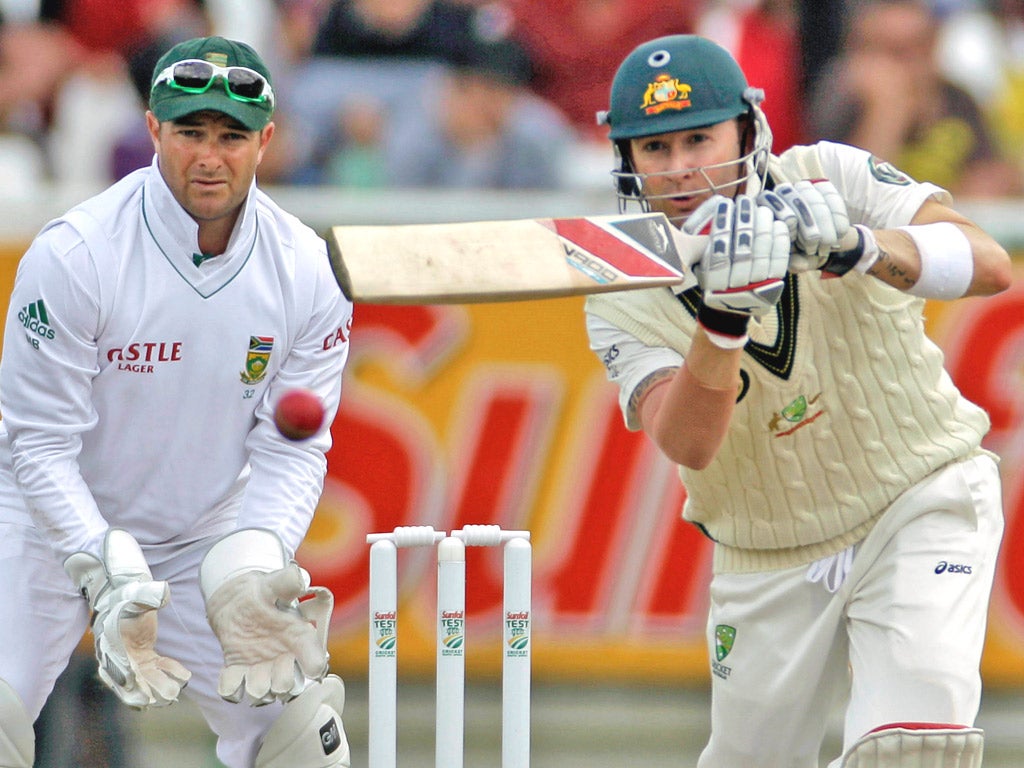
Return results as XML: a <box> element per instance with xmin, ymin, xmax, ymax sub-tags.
<box><xmin>0</xmin><ymin>158</ymin><xmax>353</xmax><ymax>563</ymax></box>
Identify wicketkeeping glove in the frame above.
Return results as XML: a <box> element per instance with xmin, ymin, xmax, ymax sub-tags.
<box><xmin>63</xmin><ymin>528</ymin><xmax>192</xmax><ymax>709</ymax></box>
<box><xmin>200</xmin><ymin>528</ymin><xmax>333</xmax><ymax>706</ymax></box>
<box><xmin>683</xmin><ymin>193</ymin><xmax>790</xmax><ymax>317</ymax></box>
<box><xmin>758</xmin><ymin>179</ymin><xmax>852</xmax><ymax>272</ymax></box>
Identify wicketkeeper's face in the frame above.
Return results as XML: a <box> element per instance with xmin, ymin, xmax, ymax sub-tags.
<box><xmin>627</xmin><ymin>117</ymin><xmax>748</xmax><ymax>223</ymax></box>
<box><xmin>148</xmin><ymin>109</ymin><xmax>274</xmax><ymax>228</ymax></box>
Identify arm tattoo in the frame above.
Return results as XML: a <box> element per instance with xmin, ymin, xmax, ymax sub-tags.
<box><xmin>627</xmin><ymin>367</ymin><xmax>678</xmax><ymax>418</ymax></box>
<box><xmin>872</xmin><ymin>245</ymin><xmax>914</xmax><ymax>290</ymax></box>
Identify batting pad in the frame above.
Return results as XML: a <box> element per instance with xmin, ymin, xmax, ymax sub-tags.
<box><xmin>0</xmin><ymin>678</ymin><xmax>33</xmax><ymax>767</ymax></box>
<box><xmin>255</xmin><ymin>674</ymin><xmax>349</xmax><ymax>768</ymax></box>
<box><xmin>841</xmin><ymin>723</ymin><xmax>983</xmax><ymax>768</ymax></box>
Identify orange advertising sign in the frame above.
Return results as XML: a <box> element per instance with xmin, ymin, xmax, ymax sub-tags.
<box><xmin>305</xmin><ymin>274</ymin><xmax>1024</xmax><ymax>687</ymax></box>
<box><xmin>0</xmin><ymin>242</ymin><xmax>1020</xmax><ymax>687</ymax></box>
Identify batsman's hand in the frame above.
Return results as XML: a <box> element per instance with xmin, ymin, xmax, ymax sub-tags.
<box><xmin>758</xmin><ymin>179</ymin><xmax>851</xmax><ymax>272</ymax></box>
<box><xmin>64</xmin><ymin>529</ymin><xmax>192</xmax><ymax>709</ymax></box>
<box><xmin>200</xmin><ymin>528</ymin><xmax>333</xmax><ymax>707</ymax></box>
<box><xmin>683</xmin><ymin>193</ymin><xmax>789</xmax><ymax>317</ymax></box>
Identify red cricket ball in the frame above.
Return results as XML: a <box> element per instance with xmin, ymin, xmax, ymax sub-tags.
<box><xmin>273</xmin><ymin>388</ymin><xmax>325</xmax><ymax>441</ymax></box>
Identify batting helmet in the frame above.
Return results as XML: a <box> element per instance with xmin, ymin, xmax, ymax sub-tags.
<box><xmin>597</xmin><ymin>35</ymin><xmax>773</xmax><ymax>212</ymax></box>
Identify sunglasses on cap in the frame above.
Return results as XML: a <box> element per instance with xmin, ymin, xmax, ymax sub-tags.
<box><xmin>153</xmin><ymin>59</ymin><xmax>275</xmax><ymax>106</ymax></box>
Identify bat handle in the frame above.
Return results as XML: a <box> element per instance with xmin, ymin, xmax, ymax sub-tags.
<box><xmin>676</xmin><ymin>224</ymin><xmax>862</xmax><ymax>263</ymax></box>
<box><xmin>667</xmin><ymin>220</ymin><xmax>866</xmax><ymax>282</ymax></box>
<box><xmin>667</xmin><ymin>230</ymin><xmax>707</xmax><ymax>269</ymax></box>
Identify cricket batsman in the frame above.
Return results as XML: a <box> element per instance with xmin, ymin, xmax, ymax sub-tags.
<box><xmin>586</xmin><ymin>33</ymin><xmax>1010</xmax><ymax>767</ymax></box>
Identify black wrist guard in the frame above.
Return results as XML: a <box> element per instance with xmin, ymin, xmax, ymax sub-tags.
<box><xmin>697</xmin><ymin>303</ymin><xmax>751</xmax><ymax>339</ymax></box>
<box><xmin>821</xmin><ymin>227</ymin><xmax>867</xmax><ymax>277</ymax></box>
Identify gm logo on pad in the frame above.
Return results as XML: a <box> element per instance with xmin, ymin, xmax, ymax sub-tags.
<box><xmin>320</xmin><ymin>717</ymin><xmax>341</xmax><ymax>755</ymax></box>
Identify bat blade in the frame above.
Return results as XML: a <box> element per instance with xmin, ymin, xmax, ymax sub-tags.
<box><xmin>325</xmin><ymin>213</ymin><xmax>704</xmax><ymax>304</ymax></box>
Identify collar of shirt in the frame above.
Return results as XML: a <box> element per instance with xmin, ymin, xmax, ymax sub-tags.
<box><xmin>142</xmin><ymin>156</ymin><xmax>258</xmax><ymax>272</ymax></box>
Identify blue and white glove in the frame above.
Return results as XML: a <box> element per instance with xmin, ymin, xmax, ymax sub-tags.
<box><xmin>758</xmin><ymin>179</ymin><xmax>849</xmax><ymax>271</ymax></box>
<box><xmin>758</xmin><ymin>179</ymin><xmax>878</xmax><ymax>276</ymax></box>
<box><xmin>201</xmin><ymin>528</ymin><xmax>333</xmax><ymax>706</ymax></box>
<box><xmin>683</xmin><ymin>193</ymin><xmax>790</xmax><ymax>317</ymax></box>
<box><xmin>64</xmin><ymin>529</ymin><xmax>192</xmax><ymax>709</ymax></box>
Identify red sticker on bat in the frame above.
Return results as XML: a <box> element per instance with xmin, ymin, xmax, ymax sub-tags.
<box><xmin>554</xmin><ymin>218</ymin><xmax>682</xmax><ymax>280</ymax></box>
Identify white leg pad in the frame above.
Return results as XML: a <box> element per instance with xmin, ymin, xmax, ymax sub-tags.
<box><xmin>0</xmin><ymin>678</ymin><xmax>34</xmax><ymax>768</ymax></box>
<box><xmin>255</xmin><ymin>674</ymin><xmax>350</xmax><ymax>768</ymax></box>
<box><xmin>841</xmin><ymin>723</ymin><xmax>984</xmax><ymax>768</ymax></box>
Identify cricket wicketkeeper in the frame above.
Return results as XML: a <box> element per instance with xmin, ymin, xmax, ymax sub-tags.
<box><xmin>0</xmin><ymin>36</ymin><xmax>352</xmax><ymax>767</ymax></box>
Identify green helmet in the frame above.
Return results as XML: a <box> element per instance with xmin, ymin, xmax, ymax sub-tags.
<box><xmin>597</xmin><ymin>35</ymin><xmax>773</xmax><ymax>212</ymax></box>
<box><xmin>602</xmin><ymin>35</ymin><xmax>751</xmax><ymax>139</ymax></box>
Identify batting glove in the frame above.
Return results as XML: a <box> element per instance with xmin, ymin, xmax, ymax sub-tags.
<box><xmin>759</xmin><ymin>179</ymin><xmax>852</xmax><ymax>272</ymax></box>
<box><xmin>64</xmin><ymin>529</ymin><xmax>192</xmax><ymax>709</ymax></box>
<box><xmin>200</xmin><ymin>528</ymin><xmax>333</xmax><ymax>706</ymax></box>
<box><xmin>684</xmin><ymin>193</ymin><xmax>790</xmax><ymax>318</ymax></box>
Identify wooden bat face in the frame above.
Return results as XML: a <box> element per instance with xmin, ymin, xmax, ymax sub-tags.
<box><xmin>326</xmin><ymin>213</ymin><xmax>703</xmax><ymax>304</ymax></box>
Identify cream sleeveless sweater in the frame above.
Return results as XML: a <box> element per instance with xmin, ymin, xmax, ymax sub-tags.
<box><xmin>586</xmin><ymin>150</ymin><xmax>991</xmax><ymax>573</ymax></box>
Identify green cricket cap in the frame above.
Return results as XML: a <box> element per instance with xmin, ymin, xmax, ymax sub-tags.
<box><xmin>149</xmin><ymin>36</ymin><xmax>274</xmax><ymax>131</ymax></box>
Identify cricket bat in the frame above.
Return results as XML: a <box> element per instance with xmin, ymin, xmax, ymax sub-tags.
<box><xmin>325</xmin><ymin>212</ymin><xmax>704</xmax><ymax>304</ymax></box>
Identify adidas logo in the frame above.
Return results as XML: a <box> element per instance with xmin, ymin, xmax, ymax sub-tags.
<box><xmin>19</xmin><ymin>299</ymin><xmax>55</xmax><ymax>341</ymax></box>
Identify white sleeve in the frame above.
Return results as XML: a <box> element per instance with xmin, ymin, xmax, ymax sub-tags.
<box><xmin>236</xmin><ymin>235</ymin><xmax>353</xmax><ymax>555</ymax></box>
<box><xmin>0</xmin><ymin>223</ymin><xmax>109</xmax><ymax>558</ymax></box>
<box><xmin>586</xmin><ymin>310</ymin><xmax>682</xmax><ymax>431</ymax></box>
<box><xmin>814</xmin><ymin>141</ymin><xmax>952</xmax><ymax>229</ymax></box>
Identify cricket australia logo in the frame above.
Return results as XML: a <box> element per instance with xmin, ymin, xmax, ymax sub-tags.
<box><xmin>240</xmin><ymin>335</ymin><xmax>273</xmax><ymax>384</ymax></box>
<box><xmin>769</xmin><ymin>393</ymin><xmax>825</xmax><ymax>437</ymax></box>
<box><xmin>712</xmin><ymin>625</ymin><xmax>735</xmax><ymax>681</ymax></box>
<box><xmin>19</xmin><ymin>298</ymin><xmax>55</xmax><ymax>348</ymax></box>
<box><xmin>868</xmin><ymin>155</ymin><xmax>912</xmax><ymax>185</ymax></box>
<box><xmin>641</xmin><ymin>74</ymin><xmax>691</xmax><ymax>115</ymax></box>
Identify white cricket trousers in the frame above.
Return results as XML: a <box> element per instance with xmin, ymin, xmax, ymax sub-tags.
<box><xmin>0</xmin><ymin>527</ymin><xmax>279</xmax><ymax>768</ymax></box>
<box><xmin>696</xmin><ymin>453</ymin><xmax>1004</xmax><ymax>768</ymax></box>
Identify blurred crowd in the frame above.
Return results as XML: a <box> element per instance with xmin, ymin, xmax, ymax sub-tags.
<box><xmin>2</xmin><ymin>0</ymin><xmax>1024</xmax><ymax>200</ymax></box>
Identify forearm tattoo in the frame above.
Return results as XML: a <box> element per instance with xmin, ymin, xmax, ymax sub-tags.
<box><xmin>871</xmin><ymin>244</ymin><xmax>914</xmax><ymax>290</ymax></box>
<box><xmin>628</xmin><ymin>367</ymin><xmax>678</xmax><ymax>418</ymax></box>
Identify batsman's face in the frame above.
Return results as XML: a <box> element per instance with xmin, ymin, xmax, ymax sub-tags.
<box><xmin>628</xmin><ymin>118</ymin><xmax>746</xmax><ymax>222</ymax></box>
<box><xmin>148</xmin><ymin>110</ymin><xmax>274</xmax><ymax>226</ymax></box>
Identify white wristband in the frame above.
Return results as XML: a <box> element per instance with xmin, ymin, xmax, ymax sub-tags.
<box><xmin>853</xmin><ymin>225</ymin><xmax>880</xmax><ymax>274</ymax></box>
<box><xmin>898</xmin><ymin>222</ymin><xmax>974</xmax><ymax>300</ymax></box>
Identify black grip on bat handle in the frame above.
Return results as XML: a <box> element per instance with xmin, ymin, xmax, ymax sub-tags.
<box><xmin>821</xmin><ymin>225</ymin><xmax>872</xmax><ymax>277</ymax></box>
